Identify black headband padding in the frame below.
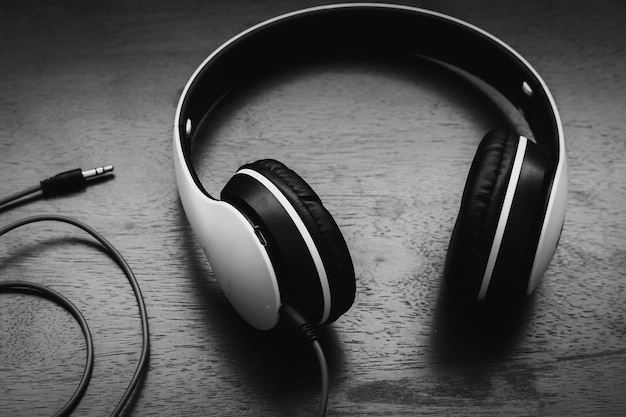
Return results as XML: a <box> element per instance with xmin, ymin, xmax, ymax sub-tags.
<box><xmin>444</xmin><ymin>129</ymin><xmax>519</xmax><ymax>296</ymax></box>
<box><xmin>240</xmin><ymin>159</ymin><xmax>356</xmax><ymax>325</ymax></box>
<box><xmin>180</xmin><ymin>6</ymin><xmax>560</xmax><ymax>162</ymax></box>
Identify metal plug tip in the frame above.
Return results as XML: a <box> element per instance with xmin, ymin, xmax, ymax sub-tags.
<box><xmin>82</xmin><ymin>165</ymin><xmax>115</xmax><ymax>179</ymax></box>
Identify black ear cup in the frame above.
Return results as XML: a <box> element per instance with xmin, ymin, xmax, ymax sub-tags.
<box><xmin>445</xmin><ymin>129</ymin><xmax>550</xmax><ymax>301</ymax></box>
<box><xmin>221</xmin><ymin>159</ymin><xmax>356</xmax><ymax>325</ymax></box>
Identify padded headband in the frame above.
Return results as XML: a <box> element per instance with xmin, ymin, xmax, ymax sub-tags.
<box><xmin>173</xmin><ymin>3</ymin><xmax>567</xmax><ymax>327</ymax></box>
<box><xmin>176</xmin><ymin>3</ymin><xmax>564</xmax><ymax>161</ymax></box>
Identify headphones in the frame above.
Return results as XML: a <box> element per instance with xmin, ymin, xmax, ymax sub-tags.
<box><xmin>173</xmin><ymin>3</ymin><xmax>567</xmax><ymax>330</ymax></box>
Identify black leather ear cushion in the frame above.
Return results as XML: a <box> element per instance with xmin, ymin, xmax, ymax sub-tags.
<box><xmin>444</xmin><ymin>129</ymin><xmax>520</xmax><ymax>298</ymax></box>
<box><xmin>239</xmin><ymin>159</ymin><xmax>356</xmax><ymax>324</ymax></box>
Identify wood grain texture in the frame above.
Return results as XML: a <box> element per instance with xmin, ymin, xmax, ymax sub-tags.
<box><xmin>1</xmin><ymin>0</ymin><xmax>625</xmax><ymax>416</ymax></box>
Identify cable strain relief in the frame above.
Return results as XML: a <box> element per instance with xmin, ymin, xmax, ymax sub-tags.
<box><xmin>280</xmin><ymin>303</ymin><xmax>319</xmax><ymax>343</ymax></box>
<box><xmin>39</xmin><ymin>177</ymin><xmax>57</xmax><ymax>195</ymax></box>
<box><xmin>300</xmin><ymin>322</ymin><xmax>318</xmax><ymax>343</ymax></box>
<box><xmin>40</xmin><ymin>177</ymin><xmax>57</xmax><ymax>195</ymax></box>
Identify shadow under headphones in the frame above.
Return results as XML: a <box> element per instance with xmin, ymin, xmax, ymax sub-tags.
<box><xmin>173</xmin><ymin>3</ymin><xmax>567</xmax><ymax>330</ymax></box>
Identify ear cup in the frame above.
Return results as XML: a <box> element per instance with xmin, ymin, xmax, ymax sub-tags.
<box><xmin>221</xmin><ymin>159</ymin><xmax>356</xmax><ymax>325</ymax></box>
<box><xmin>445</xmin><ymin>129</ymin><xmax>550</xmax><ymax>301</ymax></box>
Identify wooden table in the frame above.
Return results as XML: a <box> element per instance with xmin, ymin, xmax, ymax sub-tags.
<box><xmin>1</xmin><ymin>1</ymin><xmax>625</xmax><ymax>416</ymax></box>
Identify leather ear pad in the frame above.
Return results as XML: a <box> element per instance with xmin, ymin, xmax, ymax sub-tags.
<box><xmin>444</xmin><ymin>129</ymin><xmax>521</xmax><ymax>298</ymax></box>
<box><xmin>222</xmin><ymin>159</ymin><xmax>356</xmax><ymax>325</ymax></box>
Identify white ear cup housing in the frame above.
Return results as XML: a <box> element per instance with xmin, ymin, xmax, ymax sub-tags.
<box><xmin>528</xmin><ymin>151</ymin><xmax>567</xmax><ymax>294</ymax></box>
<box><xmin>173</xmin><ymin>136</ymin><xmax>281</xmax><ymax>330</ymax></box>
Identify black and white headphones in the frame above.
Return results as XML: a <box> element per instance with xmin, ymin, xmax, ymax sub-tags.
<box><xmin>173</xmin><ymin>3</ymin><xmax>567</xmax><ymax>330</ymax></box>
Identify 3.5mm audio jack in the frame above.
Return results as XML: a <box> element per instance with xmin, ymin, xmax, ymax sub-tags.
<box><xmin>41</xmin><ymin>165</ymin><xmax>114</xmax><ymax>195</ymax></box>
<box><xmin>0</xmin><ymin>165</ymin><xmax>114</xmax><ymax>207</ymax></box>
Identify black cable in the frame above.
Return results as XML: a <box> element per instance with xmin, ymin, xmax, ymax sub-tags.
<box><xmin>311</xmin><ymin>339</ymin><xmax>330</xmax><ymax>417</ymax></box>
<box><xmin>0</xmin><ymin>184</ymin><xmax>41</xmax><ymax>207</ymax></box>
<box><xmin>0</xmin><ymin>215</ymin><xmax>150</xmax><ymax>416</ymax></box>
<box><xmin>280</xmin><ymin>304</ymin><xmax>330</xmax><ymax>417</ymax></box>
<box><xmin>1</xmin><ymin>167</ymin><xmax>149</xmax><ymax>417</ymax></box>
<box><xmin>0</xmin><ymin>280</ymin><xmax>94</xmax><ymax>417</ymax></box>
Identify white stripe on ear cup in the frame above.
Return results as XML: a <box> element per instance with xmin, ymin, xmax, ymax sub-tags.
<box><xmin>477</xmin><ymin>136</ymin><xmax>528</xmax><ymax>300</ymax></box>
<box><xmin>236</xmin><ymin>168</ymin><xmax>332</xmax><ymax>324</ymax></box>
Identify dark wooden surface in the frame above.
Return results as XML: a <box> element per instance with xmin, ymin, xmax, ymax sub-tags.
<box><xmin>1</xmin><ymin>1</ymin><xmax>625</xmax><ymax>416</ymax></box>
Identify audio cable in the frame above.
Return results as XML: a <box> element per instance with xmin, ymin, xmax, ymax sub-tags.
<box><xmin>0</xmin><ymin>278</ymin><xmax>94</xmax><ymax>416</ymax></box>
<box><xmin>0</xmin><ymin>166</ymin><xmax>150</xmax><ymax>417</ymax></box>
<box><xmin>280</xmin><ymin>304</ymin><xmax>330</xmax><ymax>417</ymax></box>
